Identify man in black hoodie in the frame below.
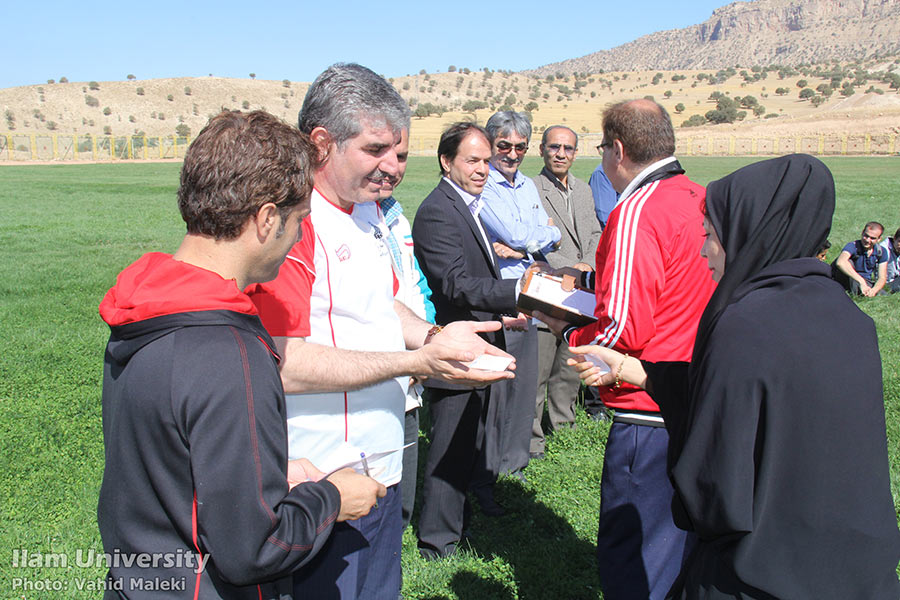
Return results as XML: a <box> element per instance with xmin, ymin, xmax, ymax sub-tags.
<box><xmin>97</xmin><ymin>110</ymin><xmax>384</xmax><ymax>600</ymax></box>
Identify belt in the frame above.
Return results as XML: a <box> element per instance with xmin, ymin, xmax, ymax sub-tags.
<box><xmin>612</xmin><ymin>410</ymin><xmax>666</xmax><ymax>428</ymax></box>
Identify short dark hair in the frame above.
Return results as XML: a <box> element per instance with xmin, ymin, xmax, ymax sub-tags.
<box><xmin>178</xmin><ymin>110</ymin><xmax>318</xmax><ymax>240</ymax></box>
<box><xmin>863</xmin><ymin>221</ymin><xmax>884</xmax><ymax>235</ymax></box>
<box><xmin>815</xmin><ymin>239</ymin><xmax>831</xmax><ymax>255</ymax></box>
<box><xmin>541</xmin><ymin>125</ymin><xmax>578</xmax><ymax>148</ymax></box>
<box><xmin>602</xmin><ymin>99</ymin><xmax>675</xmax><ymax>165</ymax></box>
<box><xmin>298</xmin><ymin>63</ymin><xmax>410</xmax><ymax>148</ymax></box>
<box><xmin>437</xmin><ymin>122</ymin><xmax>489</xmax><ymax>176</ymax></box>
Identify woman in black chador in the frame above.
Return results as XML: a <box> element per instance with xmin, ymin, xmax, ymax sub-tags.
<box><xmin>570</xmin><ymin>154</ymin><xmax>900</xmax><ymax>599</ymax></box>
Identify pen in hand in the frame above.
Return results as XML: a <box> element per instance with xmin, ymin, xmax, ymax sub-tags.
<box><xmin>360</xmin><ymin>452</ymin><xmax>378</xmax><ymax>508</ymax></box>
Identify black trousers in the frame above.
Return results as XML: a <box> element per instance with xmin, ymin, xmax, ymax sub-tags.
<box><xmin>416</xmin><ymin>385</ymin><xmax>494</xmax><ymax>554</ymax></box>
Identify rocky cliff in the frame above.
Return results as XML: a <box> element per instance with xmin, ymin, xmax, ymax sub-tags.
<box><xmin>528</xmin><ymin>0</ymin><xmax>900</xmax><ymax>75</ymax></box>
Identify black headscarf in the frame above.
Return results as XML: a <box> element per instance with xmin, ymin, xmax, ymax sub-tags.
<box><xmin>691</xmin><ymin>154</ymin><xmax>835</xmax><ymax>363</ymax></box>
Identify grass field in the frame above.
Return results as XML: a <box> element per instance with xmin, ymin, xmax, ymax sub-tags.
<box><xmin>1</xmin><ymin>157</ymin><xmax>898</xmax><ymax>599</ymax></box>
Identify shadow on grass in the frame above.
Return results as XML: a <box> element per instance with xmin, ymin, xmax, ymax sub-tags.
<box><xmin>405</xmin><ymin>404</ymin><xmax>603</xmax><ymax>599</ymax></box>
<box><xmin>458</xmin><ymin>476</ymin><xmax>601</xmax><ymax>599</ymax></box>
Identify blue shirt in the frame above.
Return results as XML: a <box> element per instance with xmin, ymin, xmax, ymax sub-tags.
<box><xmin>589</xmin><ymin>163</ymin><xmax>618</xmax><ymax>227</ymax></box>
<box><xmin>480</xmin><ymin>166</ymin><xmax>561</xmax><ymax>280</ymax></box>
<box><xmin>842</xmin><ymin>240</ymin><xmax>887</xmax><ymax>282</ymax></box>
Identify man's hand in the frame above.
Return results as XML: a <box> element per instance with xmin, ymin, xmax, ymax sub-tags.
<box><xmin>573</xmin><ymin>262</ymin><xmax>594</xmax><ymax>272</ymax></box>
<box><xmin>418</xmin><ymin>320</ymin><xmax>515</xmax><ymax>385</ymax></box>
<box><xmin>532</xmin><ymin>309</ymin><xmax>570</xmax><ymax>339</ymax></box>
<box><xmin>287</xmin><ymin>458</ymin><xmax>326</xmax><ymax>489</ymax></box>
<box><xmin>493</xmin><ymin>241</ymin><xmax>525</xmax><ymax>260</ymax></box>
<box><xmin>501</xmin><ymin>312</ymin><xmax>528</xmax><ymax>331</ymax></box>
<box><xmin>860</xmin><ymin>280</ymin><xmax>874</xmax><ymax>297</ymax></box>
<box><xmin>326</xmin><ymin>468</ymin><xmax>387</xmax><ymax>522</ymax></box>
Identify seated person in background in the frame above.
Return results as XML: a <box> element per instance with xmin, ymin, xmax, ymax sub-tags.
<box><xmin>832</xmin><ymin>221</ymin><xmax>887</xmax><ymax>296</ymax></box>
<box><xmin>815</xmin><ymin>239</ymin><xmax>831</xmax><ymax>262</ymax></box>
<box><xmin>880</xmin><ymin>227</ymin><xmax>900</xmax><ymax>293</ymax></box>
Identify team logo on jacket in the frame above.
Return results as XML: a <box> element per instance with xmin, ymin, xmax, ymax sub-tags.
<box><xmin>335</xmin><ymin>244</ymin><xmax>351</xmax><ymax>261</ymax></box>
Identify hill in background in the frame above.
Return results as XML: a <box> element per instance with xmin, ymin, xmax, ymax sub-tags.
<box><xmin>1</xmin><ymin>0</ymin><xmax>899</xmax><ymax>157</ymax></box>
<box><xmin>527</xmin><ymin>0</ymin><xmax>900</xmax><ymax>75</ymax></box>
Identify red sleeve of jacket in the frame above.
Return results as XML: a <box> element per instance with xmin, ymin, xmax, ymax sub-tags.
<box><xmin>569</xmin><ymin>182</ymin><xmax>665</xmax><ymax>355</ymax></box>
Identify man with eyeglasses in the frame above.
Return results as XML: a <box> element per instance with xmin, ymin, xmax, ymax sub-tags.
<box><xmin>533</xmin><ymin>99</ymin><xmax>715</xmax><ymax>600</ymax></box>
<box><xmin>530</xmin><ymin>125</ymin><xmax>602</xmax><ymax>458</ymax></box>
<box><xmin>477</xmin><ymin>111</ymin><xmax>560</xmax><ymax>497</ymax></box>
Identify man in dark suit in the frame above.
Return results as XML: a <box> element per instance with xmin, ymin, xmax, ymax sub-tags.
<box><xmin>531</xmin><ymin>125</ymin><xmax>604</xmax><ymax>457</ymax></box>
<box><xmin>412</xmin><ymin>122</ymin><xmax>521</xmax><ymax>560</ymax></box>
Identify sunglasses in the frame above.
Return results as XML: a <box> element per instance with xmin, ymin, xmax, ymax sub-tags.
<box><xmin>545</xmin><ymin>143</ymin><xmax>576</xmax><ymax>156</ymax></box>
<box><xmin>496</xmin><ymin>141</ymin><xmax>528</xmax><ymax>154</ymax></box>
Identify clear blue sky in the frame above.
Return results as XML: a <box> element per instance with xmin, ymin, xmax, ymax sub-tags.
<box><xmin>2</xmin><ymin>0</ymin><xmax>737</xmax><ymax>89</ymax></box>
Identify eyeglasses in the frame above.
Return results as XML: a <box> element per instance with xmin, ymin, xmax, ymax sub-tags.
<box><xmin>495</xmin><ymin>141</ymin><xmax>528</xmax><ymax>154</ymax></box>
<box><xmin>545</xmin><ymin>143</ymin><xmax>576</xmax><ymax>156</ymax></box>
<box><xmin>596</xmin><ymin>141</ymin><xmax>613</xmax><ymax>153</ymax></box>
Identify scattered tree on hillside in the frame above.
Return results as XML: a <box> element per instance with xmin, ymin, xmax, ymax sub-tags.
<box><xmin>675</xmin><ymin>103</ymin><xmax>685</xmax><ymax>113</ymax></box>
<box><xmin>176</xmin><ymin>124</ymin><xmax>191</xmax><ymax>137</ymax></box>
<box><xmin>242</xmin><ymin>100</ymin><xmax>250</xmax><ymax>109</ymax></box>
<box><xmin>127</xmin><ymin>74</ymin><xmax>135</xmax><ymax>80</ymax></box>
<box><xmin>103</xmin><ymin>107</ymin><xmax>112</xmax><ymax>116</ymax></box>
<box><xmin>167</xmin><ymin>94</ymin><xmax>174</xmax><ymax>102</ymax></box>
<box><xmin>664</xmin><ymin>90</ymin><xmax>673</xmax><ymax>98</ymax></box>
<box><xmin>704</xmin><ymin>96</ymin><xmax>746</xmax><ymax>124</ymax></box>
<box><xmin>810</xmin><ymin>95</ymin><xmax>826</xmax><ymax>107</ymax></box>
<box><xmin>47</xmin><ymin>79</ymin><xmax>55</xmax><ymax>84</ymax></box>
<box><xmin>448</xmin><ymin>65</ymin><xmax>456</xmax><ymax>72</ymax></box>
<box><xmin>184</xmin><ymin>86</ymin><xmax>191</xmax><ymax>96</ymax></box>
<box><xmin>462</xmin><ymin>99</ymin><xmax>488</xmax><ymax>112</ymax></box>
<box><xmin>89</xmin><ymin>81</ymin><xmax>100</xmax><ymax>90</ymax></box>
<box><xmin>775</xmin><ymin>87</ymin><xmax>789</xmax><ymax>95</ymax></box>
<box><xmin>796</xmin><ymin>79</ymin><xmax>808</xmax><ymax>88</ymax></box>
<box><xmin>85</xmin><ymin>95</ymin><xmax>99</xmax><ymax>107</ymax></box>
<box><xmin>681</xmin><ymin>114</ymin><xmax>707</xmax><ymax>127</ymax></box>
<box><xmin>799</xmin><ymin>88</ymin><xmax>815</xmax><ymax>100</ymax></box>
<box><xmin>249</xmin><ymin>73</ymin><xmax>256</xmax><ymax>79</ymax></box>
<box><xmin>282</xmin><ymin>79</ymin><xmax>290</xmax><ymax>88</ymax></box>
<box><xmin>59</xmin><ymin>77</ymin><xmax>68</xmax><ymax>83</ymax></box>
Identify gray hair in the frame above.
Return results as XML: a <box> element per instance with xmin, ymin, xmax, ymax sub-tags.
<box><xmin>541</xmin><ymin>125</ymin><xmax>579</xmax><ymax>148</ymax></box>
<box><xmin>485</xmin><ymin>111</ymin><xmax>532</xmax><ymax>143</ymax></box>
<box><xmin>298</xmin><ymin>63</ymin><xmax>410</xmax><ymax>148</ymax></box>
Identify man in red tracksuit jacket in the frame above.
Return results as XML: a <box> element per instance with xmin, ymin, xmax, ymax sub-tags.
<box><xmin>537</xmin><ymin>99</ymin><xmax>716</xmax><ymax>600</ymax></box>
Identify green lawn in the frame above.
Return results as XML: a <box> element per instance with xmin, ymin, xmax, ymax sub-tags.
<box><xmin>1</xmin><ymin>157</ymin><xmax>898</xmax><ymax>598</ymax></box>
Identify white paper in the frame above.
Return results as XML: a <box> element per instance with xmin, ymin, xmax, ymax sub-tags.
<box><xmin>586</xmin><ymin>353</ymin><xmax>612</xmax><ymax>375</ymax></box>
<box><xmin>464</xmin><ymin>354</ymin><xmax>514</xmax><ymax>372</ymax></box>
<box><xmin>320</xmin><ymin>442</ymin><xmax>413</xmax><ymax>477</ymax></box>
<box><xmin>525</xmin><ymin>273</ymin><xmax>595</xmax><ymax>317</ymax></box>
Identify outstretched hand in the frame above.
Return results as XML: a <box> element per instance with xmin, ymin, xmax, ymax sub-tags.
<box><xmin>419</xmin><ymin>320</ymin><xmax>516</xmax><ymax>385</ymax></box>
